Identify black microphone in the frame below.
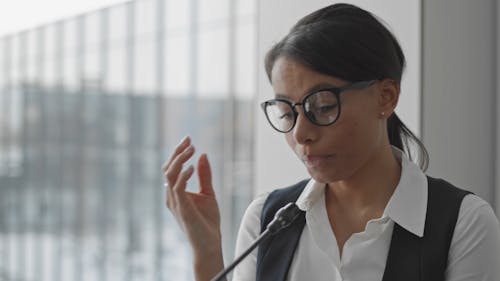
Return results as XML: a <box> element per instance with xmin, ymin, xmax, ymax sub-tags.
<box><xmin>210</xmin><ymin>203</ymin><xmax>303</xmax><ymax>281</ymax></box>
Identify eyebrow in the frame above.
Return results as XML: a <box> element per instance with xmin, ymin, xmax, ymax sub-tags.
<box><xmin>274</xmin><ymin>82</ymin><xmax>341</xmax><ymax>100</ymax></box>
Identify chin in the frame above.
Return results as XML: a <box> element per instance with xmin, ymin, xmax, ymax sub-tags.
<box><xmin>307</xmin><ymin>168</ymin><xmax>342</xmax><ymax>184</ymax></box>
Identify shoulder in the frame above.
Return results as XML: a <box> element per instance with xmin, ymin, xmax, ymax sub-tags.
<box><xmin>446</xmin><ymin>194</ymin><xmax>500</xmax><ymax>279</ymax></box>
<box><xmin>454</xmin><ymin>194</ymin><xmax>499</xmax><ymax>242</ymax></box>
<box><xmin>240</xmin><ymin>192</ymin><xmax>270</xmax><ymax>232</ymax></box>
<box><xmin>429</xmin><ymin>176</ymin><xmax>500</xmax><ymax>251</ymax></box>
<box><xmin>425</xmin><ymin>176</ymin><xmax>500</xmax><ymax>279</ymax></box>
<box><xmin>458</xmin><ymin>194</ymin><xmax>497</xmax><ymax>223</ymax></box>
<box><xmin>238</xmin><ymin>178</ymin><xmax>310</xmax><ymax>234</ymax></box>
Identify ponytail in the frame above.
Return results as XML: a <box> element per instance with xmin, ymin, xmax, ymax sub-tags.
<box><xmin>387</xmin><ymin>113</ymin><xmax>429</xmax><ymax>171</ymax></box>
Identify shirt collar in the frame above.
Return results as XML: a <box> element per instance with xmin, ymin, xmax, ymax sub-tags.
<box><xmin>383</xmin><ymin>147</ymin><xmax>427</xmax><ymax>237</ymax></box>
<box><xmin>295</xmin><ymin>146</ymin><xmax>428</xmax><ymax>237</ymax></box>
<box><xmin>296</xmin><ymin>179</ymin><xmax>324</xmax><ymax>211</ymax></box>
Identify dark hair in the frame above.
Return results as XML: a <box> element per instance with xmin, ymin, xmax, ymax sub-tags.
<box><xmin>265</xmin><ymin>3</ymin><xmax>429</xmax><ymax>171</ymax></box>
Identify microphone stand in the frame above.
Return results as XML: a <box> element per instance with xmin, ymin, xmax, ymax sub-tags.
<box><xmin>210</xmin><ymin>203</ymin><xmax>302</xmax><ymax>281</ymax></box>
<box><xmin>210</xmin><ymin>228</ymin><xmax>272</xmax><ymax>281</ymax></box>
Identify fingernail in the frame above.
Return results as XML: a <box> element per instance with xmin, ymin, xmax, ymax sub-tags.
<box><xmin>178</xmin><ymin>136</ymin><xmax>189</xmax><ymax>145</ymax></box>
<box><xmin>186</xmin><ymin>145</ymin><xmax>194</xmax><ymax>153</ymax></box>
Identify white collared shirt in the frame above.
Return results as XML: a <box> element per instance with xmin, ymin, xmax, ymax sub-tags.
<box><xmin>232</xmin><ymin>148</ymin><xmax>500</xmax><ymax>281</ymax></box>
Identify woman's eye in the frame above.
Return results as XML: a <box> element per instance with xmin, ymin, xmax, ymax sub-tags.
<box><xmin>316</xmin><ymin>104</ymin><xmax>337</xmax><ymax>114</ymax></box>
<box><xmin>279</xmin><ymin>112</ymin><xmax>294</xmax><ymax>120</ymax></box>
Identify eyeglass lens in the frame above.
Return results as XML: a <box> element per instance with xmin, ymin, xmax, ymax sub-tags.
<box><xmin>264</xmin><ymin>90</ymin><xmax>339</xmax><ymax>132</ymax></box>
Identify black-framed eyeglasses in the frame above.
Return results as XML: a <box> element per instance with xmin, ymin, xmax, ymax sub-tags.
<box><xmin>260</xmin><ymin>80</ymin><xmax>377</xmax><ymax>133</ymax></box>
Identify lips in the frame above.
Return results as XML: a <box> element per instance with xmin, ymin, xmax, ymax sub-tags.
<box><xmin>301</xmin><ymin>154</ymin><xmax>334</xmax><ymax>168</ymax></box>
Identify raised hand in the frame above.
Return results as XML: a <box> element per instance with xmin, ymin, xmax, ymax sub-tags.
<box><xmin>162</xmin><ymin>136</ymin><xmax>225</xmax><ymax>280</ymax></box>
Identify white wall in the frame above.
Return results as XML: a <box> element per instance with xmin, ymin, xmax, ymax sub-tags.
<box><xmin>255</xmin><ymin>0</ymin><xmax>421</xmax><ymax>194</ymax></box>
<box><xmin>497</xmin><ymin>0</ymin><xmax>500</xmax><ymax>217</ymax></box>
<box><xmin>422</xmin><ymin>0</ymin><xmax>497</xmax><ymax>207</ymax></box>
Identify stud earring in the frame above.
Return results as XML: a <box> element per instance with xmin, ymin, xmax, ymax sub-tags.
<box><xmin>380</xmin><ymin>112</ymin><xmax>385</xmax><ymax>117</ymax></box>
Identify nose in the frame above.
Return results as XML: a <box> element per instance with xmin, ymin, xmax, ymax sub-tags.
<box><xmin>291</xmin><ymin>107</ymin><xmax>318</xmax><ymax>144</ymax></box>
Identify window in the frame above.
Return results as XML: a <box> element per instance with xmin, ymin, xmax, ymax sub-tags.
<box><xmin>0</xmin><ymin>0</ymin><xmax>256</xmax><ymax>280</ymax></box>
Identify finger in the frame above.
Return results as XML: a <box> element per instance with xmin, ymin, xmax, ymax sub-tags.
<box><xmin>165</xmin><ymin>182</ymin><xmax>174</xmax><ymax>209</ymax></box>
<box><xmin>162</xmin><ymin>136</ymin><xmax>190</xmax><ymax>172</ymax></box>
<box><xmin>173</xmin><ymin>165</ymin><xmax>195</xmax><ymax>204</ymax></box>
<box><xmin>164</xmin><ymin>144</ymin><xmax>195</xmax><ymax>186</ymax></box>
<box><xmin>162</xmin><ymin>136</ymin><xmax>191</xmax><ymax>172</ymax></box>
<box><xmin>166</xmin><ymin>164</ymin><xmax>194</xmax><ymax>208</ymax></box>
<box><xmin>197</xmin><ymin>153</ymin><xmax>215</xmax><ymax>196</ymax></box>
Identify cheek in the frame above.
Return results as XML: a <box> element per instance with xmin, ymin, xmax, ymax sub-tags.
<box><xmin>285</xmin><ymin>133</ymin><xmax>298</xmax><ymax>153</ymax></box>
<box><xmin>346</xmin><ymin>115</ymin><xmax>384</xmax><ymax>152</ymax></box>
<box><xmin>334</xmin><ymin>114</ymin><xmax>377</xmax><ymax>152</ymax></box>
<box><xmin>332</xmin><ymin>116</ymin><xmax>361</xmax><ymax>145</ymax></box>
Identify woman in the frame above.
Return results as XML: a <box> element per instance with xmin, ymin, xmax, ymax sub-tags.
<box><xmin>163</xmin><ymin>3</ymin><xmax>500</xmax><ymax>281</ymax></box>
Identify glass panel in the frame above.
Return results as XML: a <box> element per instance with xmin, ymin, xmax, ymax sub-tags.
<box><xmin>237</xmin><ymin>0</ymin><xmax>256</xmax><ymax>17</ymax></box>
<box><xmin>136</xmin><ymin>0</ymin><xmax>155</xmax><ymax>37</ymax></box>
<box><xmin>108</xmin><ymin>4</ymin><xmax>128</xmax><ymax>46</ymax></box>
<box><xmin>165</xmin><ymin>0</ymin><xmax>190</xmax><ymax>32</ymax></box>
<box><xmin>0</xmin><ymin>39</ymin><xmax>4</xmax><ymax>179</ymax></box>
<box><xmin>63</xmin><ymin>19</ymin><xmax>80</xmax><ymax>91</ymax></box>
<box><xmin>85</xmin><ymin>11</ymin><xmax>101</xmax><ymax>52</ymax></box>
<box><xmin>134</xmin><ymin>0</ymin><xmax>156</xmax><ymax>95</ymax></box>
<box><xmin>44</xmin><ymin>25</ymin><xmax>58</xmax><ymax>86</ymax></box>
<box><xmin>26</xmin><ymin>30</ymin><xmax>39</xmax><ymax>84</ymax></box>
<box><xmin>164</xmin><ymin>34</ymin><xmax>189</xmax><ymax>96</ymax></box>
<box><xmin>129</xmin><ymin>95</ymin><xmax>157</xmax><ymax>147</ymax></box>
<box><xmin>134</xmin><ymin>39</ymin><xmax>155</xmax><ymax>95</ymax></box>
<box><xmin>63</xmin><ymin>18</ymin><xmax>78</xmax><ymax>54</ymax></box>
<box><xmin>8</xmin><ymin>35</ymin><xmax>24</xmax><ymax>184</ymax></box>
<box><xmin>11</xmin><ymin>36</ymin><xmax>21</xmax><ymax>85</ymax></box>
<box><xmin>199</xmin><ymin>0</ymin><xmax>229</xmax><ymax>24</ymax></box>
<box><xmin>83</xmin><ymin>11</ymin><xmax>103</xmax><ymax>89</ymax></box>
<box><xmin>62</xmin><ymin>55</ymin><xmax>79</xmax><ymax>91</ymax></box>
<box><xmin>0</xmin><ymin>40</ymin><xmax>3</xmax><ymax>89</ymax></box>
<box><xmin>83</xmin><ymin>51</ymin><xmax>101</xmax><ymax>89</ymax></box>
<box><xmin>197</xmin><ymin>26</ymin><xmax>229</xmax><ymax>97</ymax></box>
<box><xmin>107</xmin><ymin>4</ymin><xmax>127</xmax><ymax>93</ymax></box>
<box><xmin>107</xmin><ymin>44</ymin><xmax>127</xmax><ymax>93</ymax></box>
<box><xmin>235</xmin><ymin>22</ymin><xmax>256</xmax><ymax>99</ymax></box>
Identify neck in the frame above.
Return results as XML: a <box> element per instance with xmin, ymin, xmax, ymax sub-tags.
<box><xmin>326</xmin><ymin>145</ymin><xmax>402</xmax><ymax>214</ymax></box>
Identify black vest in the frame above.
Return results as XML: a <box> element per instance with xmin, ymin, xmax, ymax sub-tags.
<box><xmin>256</xmin><ymin>176</ymin><xmax>471</xmax><ymax>281</ymax></box>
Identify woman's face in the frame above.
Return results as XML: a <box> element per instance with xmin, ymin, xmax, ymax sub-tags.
<box><xmin>270</xmin><ymin>57</ymin><xmax>389</xmax><ymax>184</ymax></box>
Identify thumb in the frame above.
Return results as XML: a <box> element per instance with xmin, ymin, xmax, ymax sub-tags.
<box><xmin>197</xmin><ymin>153</ymin><xmax>215</xmax><ymax>196</ymax></box>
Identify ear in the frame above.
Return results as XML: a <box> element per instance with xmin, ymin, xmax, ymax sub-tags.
<box><xmin>377</xmin><ymin>79</ymin><xmax>400</xmax><ymax>118</ymax></box>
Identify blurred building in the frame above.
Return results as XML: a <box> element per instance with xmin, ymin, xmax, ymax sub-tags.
<box><xmin>0</xmin><ymin>0</ymin><xmax>256</xmax><ymax>280</ymax></box>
